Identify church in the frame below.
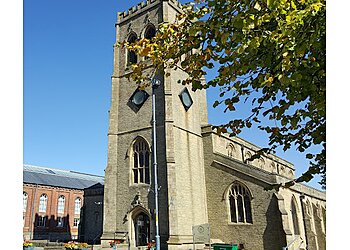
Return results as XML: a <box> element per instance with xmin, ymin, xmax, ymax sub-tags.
<box><xmin>100</xmin><ymin>1</ymin><xmax>326</xmax><ymax>250</ymax></box>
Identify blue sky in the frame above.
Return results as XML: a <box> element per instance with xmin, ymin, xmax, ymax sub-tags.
<box><xmin>23</xmin><ymin>0</ymin><xmax>323</xmax><ymax>189</ymax></box>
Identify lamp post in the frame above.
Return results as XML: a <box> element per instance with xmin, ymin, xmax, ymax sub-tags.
<box><xmin>151</xmin><ymin>77</ymin><xmax>161</xmax><ymax>250</ymax></box>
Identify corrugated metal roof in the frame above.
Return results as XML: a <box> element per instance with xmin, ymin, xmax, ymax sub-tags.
<box><xmin>23</xmin><ymin>164</ymin><xmax>104</xmax><ymax>190</ymax></box>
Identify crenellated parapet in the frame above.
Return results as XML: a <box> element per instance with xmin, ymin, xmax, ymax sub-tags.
<box><xmin>117</xmin><ymin>0</ymin><xmax>183</xmax><ymax>23</ymax></box>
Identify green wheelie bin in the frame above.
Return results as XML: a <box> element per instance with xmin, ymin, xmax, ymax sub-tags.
<box><xmin>212</xmin><ymin>244</ymin><xmax>238</xmax><ymax>250</ymax></box>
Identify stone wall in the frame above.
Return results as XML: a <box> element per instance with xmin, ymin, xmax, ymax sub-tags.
<box><xmin>202</xmin><ymin>131</ymin><xmax>286</xmax><ymax>250</ymax></box>
<box><xmin>202</xmin><ymin>128</ymin><xmax>326</xmax><ymax>250</ymax></box>
<box><xmin>103</xmin><ymin>1</ymin><xmax>208</xmax><ymax>249</ymax></box>
<box><xmin>208</xmin><ymin>126</ymin><xmax>295</xmax><ymax>179</ymax></box>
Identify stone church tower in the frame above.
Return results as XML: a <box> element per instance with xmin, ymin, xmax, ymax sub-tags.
<box><xmin>101</xmin><ymin>1</ymin><xmax>326</xmax><ymax>250</ymax></box>
<box><xmin>101</xmin><ymin>0</ymin><xmax>209</xmax><ymax>249</ymax></box>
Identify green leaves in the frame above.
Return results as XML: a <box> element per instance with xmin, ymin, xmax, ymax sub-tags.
<box><xmin>125</xmin><ymin>0</ymin><xmax>326</xmax><ymax>189</ymax></box>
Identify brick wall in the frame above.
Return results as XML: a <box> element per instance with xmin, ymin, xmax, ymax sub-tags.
<box><xmin>23</xmin><ymin>184</ymin><xmax>84</xmax><ymax>241</ymax></box>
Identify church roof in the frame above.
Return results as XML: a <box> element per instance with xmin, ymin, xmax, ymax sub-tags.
<box><xmin>23</xmin><ymin>164</ymin><xmax>104</xmax><ymax>190</ymax></box>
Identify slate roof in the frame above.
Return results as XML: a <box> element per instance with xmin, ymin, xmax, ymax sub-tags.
<box><xmin>23</xmin><ymin>164</ymin><xmax>104</xmax><ymax>190</ymax></box>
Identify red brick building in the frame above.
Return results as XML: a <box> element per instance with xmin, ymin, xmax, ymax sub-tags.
<box><xmin>23</xmin><ymin>165</ymin><xmax>104</xmax><ymax>242</ymax></box>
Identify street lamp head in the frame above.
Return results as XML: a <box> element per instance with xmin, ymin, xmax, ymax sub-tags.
<box><xmin>151</xmin><ymin>78</ymin><xmax>161</xmax><ymax>88</ymax></box>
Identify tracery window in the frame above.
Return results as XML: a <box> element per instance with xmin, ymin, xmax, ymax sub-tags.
<box><xmin>23</xmin><ymin>192</ymin><xmax>28</xmax><ymax>212</ymax></box>
<box><xmin>132</xmin><ymin>137</ymin><xmax>150</xmax><ymax>184</ymax></box>
<box><xmin>291</xmin><ymin>197</ymin><xmax>300</xmax><ymax>235</ymax></box>
<box><xmin>38</xmin><ymin>194</ymin><xmax>48</xmax><ymax>213</ymax></box>
<box><xmin>74</xmin><ymin>197</ymin><xmax>81</xmax><ymax>215</ymax></box>
<box><xmin>57</xmin><ymin>195</ymin><xmax>65</xmax><ymax>214</ymax></box>
<box><xmin>228</xmin><ymin>182</ymin><xmax>252</xmax><ymax>223</ymax></box>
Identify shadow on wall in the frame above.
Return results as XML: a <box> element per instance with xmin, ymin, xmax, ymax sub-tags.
<box><xmin>263</xmin><ymin>195</ymin><xmax>287</xmax><ymax>250</ymax></box>
<box><xmin>33</xmin><ymin>214</ymin><xmax>72</xmax><ymax>242</ymax></box>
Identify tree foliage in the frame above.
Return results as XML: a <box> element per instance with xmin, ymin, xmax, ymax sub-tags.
<box><xmin>124</xmin><ymin>0</ymin><xmax>326</xmax><ymax>189</ymax></box>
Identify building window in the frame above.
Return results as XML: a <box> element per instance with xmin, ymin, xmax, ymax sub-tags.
<box><xmin>73</xmin><ymin>218</ymin><xmax>80</xmax><ymax>228</ymax></box>
<box><xmin>132</xmin><ymin>137</ymin><xmax>150</xmax><ymax>184</ymax></box>
<box><xmin>127</xmin><ymin>33</ymin><xmax>138</xmax><ymax>64</ymax></box>
<box><xmin>144</xmin><ymin>25</ymin><xmax>156</xmax><ymax>60</ymax></box>
<box><xmin>38</xmin><ymin>194</ymin><xmax>48</xmax><ymax>213</ymax></box>
<box><xmin>37</xmin><ymin>216</ymin><xmax>46</xmax><ymax>227</ymax></box>
<box><xmin>228</xmin><ymin>182</ymin><xmax>253</xmax><ymax>224</ymax></box>
<box><xmin>74</xmin><ymin>197</ymin><xmax>81</xmax><ymax>215</ymax></box>
<box><xmin>144</xmin><ymin>25</ymin><xmax>156</xmax><ymax>40</ymax></box>
<box><xmin>23</xmin><ymin>192</ymin><xmax>28</xmax><ymax>212</ymax></box>
<box><xmin>57</xmin><ymin>195</ymin><xmax>65</xmax><ymax>214</ymax></box>
<box><xmin>291</xmin><ymin>198</ymin><xmax>300</xmax><ymax>235</ymax></box>
<box><xmin>57</xmin><ymin>216</ymin><xmax>64</xmax><ymax>227</ymax></box>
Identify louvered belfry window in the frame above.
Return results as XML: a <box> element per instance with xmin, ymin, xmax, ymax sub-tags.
<box><xmin>132</xmin><ymin>138</ymin><xmax>150</xmax><ymax>184</ymax></box>
<box><xmin>127</xmin><ymin>33</ymin><xmax>138</xmax><ymax>64</ymax></box>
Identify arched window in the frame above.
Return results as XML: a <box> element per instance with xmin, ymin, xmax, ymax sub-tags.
<box><xmin>57</xmin><ymin>195</ymin><xmax>65</xmax><ymax>214</ymax></box>
<box><xmin>23</xmin><ymin>192</ymin><xmax>28</xmax><ymax>212</ymax></box>
<box><xmin>132</xmin><ymin>137</ymin><xmax>150</xmax><ymax>184</ymax></box>
<box><xmin>74</xmin><ymin>197</ymin><xmax>81</xmax><ymax>215</ymax></box>
<box><xmin>39</xmin><ymin>194</ymin><xmax>48</xmax><ymax>213</ymax></box>
<box><xmin>228</xmin><ymin>182</ymin><xmax>252</xmax><ymax>223</ymax></box>
<box><xmin>144</xmin><ymin>25</ymin><xmax>156</xmax><ymax>40</ymax></box>
<box><xmin>127</xmin><ymin>33</ymin><xmax>138</xmax><ymax>64</ymax></box>
<box><xmin>291</xmin><ymin>197</ymin><xmax>300</xmax><ymax>235</ymax></box>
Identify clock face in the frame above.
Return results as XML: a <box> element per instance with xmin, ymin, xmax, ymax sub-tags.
<box><xmin>179</xmin><ymin>88</ymin><xmax>193</xmax><ymax>111</ymax></box>
<box><xmin>132</xmin><ymin>91</ymin><xmax>146</xmax><ymax>105</ymax></box>
<box><xmin>182</xmin><ymin>92</ymin><xmax>192</xmax><ymax>107</ymax></box>
<box><xmin>128</xmin><ymin>88</ymin><xmax>149</xmax><ymax>112</ymax></box>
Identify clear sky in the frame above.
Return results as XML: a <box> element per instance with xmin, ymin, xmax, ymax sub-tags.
<box><xmin>24</xmin><ymin>0</ymin><xmax>322</xmax><ymax>189</ymax></box>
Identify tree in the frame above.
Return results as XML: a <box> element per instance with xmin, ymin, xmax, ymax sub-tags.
<box><xmin>124</xmin><ymin>0</ymin><xmax>326</xmax><ymax>189</ymax></box>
